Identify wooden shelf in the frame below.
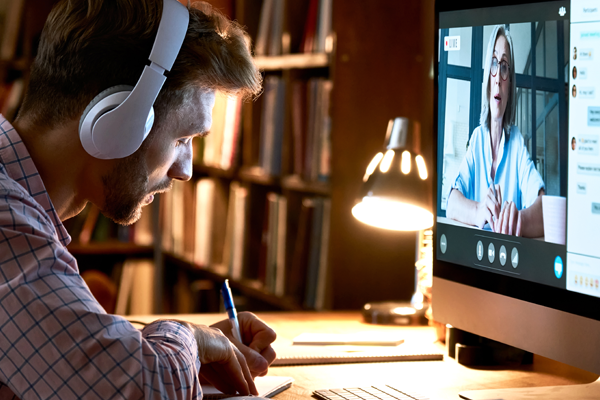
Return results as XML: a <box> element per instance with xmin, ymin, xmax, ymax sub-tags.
<box><xmin>281</xmin><ymin>175</ymin><xmax>330</xmax><ymax>195</ymax></box>
<box><xmin>238</xmin><ymin>166</ymin><xmax>279</xmax><ymax>186</ymax></box>
<box><xmin>164</xmin><ymin>253</ymin><xmax>303</xmax><ymax>311</ymax></box>
<box><xmin>191</xmin><ymin>166</ymin><xmax>331</xmax><ymax>196</ymax></box>
<box><xmin>254</xmin><ymin>53</ymin><xmax>330</xmax><ymax>70</ymax></box>
<box><xmin>193</xmin><ymin>164</ymin><xmax>237</xmax><ymax>179</ymax></box>
<box><xmin>0</xmin><ymin>58</ymin><xmax>30</xmax><ymax>71</ymax></box>
<box><xmin>67</xmin><ymin>242</ymin><xmax>154</xmax><ymax>256</ymax></box>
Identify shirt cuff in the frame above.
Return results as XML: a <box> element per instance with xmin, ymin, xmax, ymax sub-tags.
<box><xmin>142</xmin><ymin>320</ymin><xmax>201</xmax><ymax>373</ymax></box>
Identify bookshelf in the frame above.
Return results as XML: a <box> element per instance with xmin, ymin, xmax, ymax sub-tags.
<box><xmin>160</xmin><ymin>0</ymin><xmax>436</xmax><ymax>313</ymax></box>
<box><xmin>160</xmin><ymin>0</ymin><xmax>337</xmax><ymax>313</ymax></box>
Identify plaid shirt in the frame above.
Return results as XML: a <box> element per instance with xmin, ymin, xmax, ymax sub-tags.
<box><xmin>0</xmin><ymin>116</ymin><xmax>202</xmax><ymax>399</ymax></box>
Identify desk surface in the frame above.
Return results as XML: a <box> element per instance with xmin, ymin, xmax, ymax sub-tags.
<box><xmin>129</xmin><ymin>312</ymin><xmax>599</xmax><ymax>400</ymax></box>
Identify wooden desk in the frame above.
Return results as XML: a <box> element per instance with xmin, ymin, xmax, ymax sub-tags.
<box><xmin>129</xmin><ymin>312</ymin><xmax>599</xmax><ymax>400</ymax></box>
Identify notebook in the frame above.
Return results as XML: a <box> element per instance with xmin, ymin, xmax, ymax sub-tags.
<box><xmin>293</xmin><ymin>332</ymin><xmax>405</xmax><ymax>346</ymax></box>
<box><xmin>201</xmin><ymin>375</ymin><xmax>294</xmax><ymax>399</ymax></box>
<box><xmin>271</xmin><ymin>345</ymin><xmax>443</xmax><ymax>366</ymax></box>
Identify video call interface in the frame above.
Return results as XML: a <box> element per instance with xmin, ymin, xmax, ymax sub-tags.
<box><xmin>436</xmin><ymin>0</ymin><xmax>600</xmax><ymax>299</ymax></box>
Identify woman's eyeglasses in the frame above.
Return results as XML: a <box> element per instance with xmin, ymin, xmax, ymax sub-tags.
<box><xmin>491</xmin><ymin>57</ymin><xmax>510</xmax><ymax>81</ymax></box>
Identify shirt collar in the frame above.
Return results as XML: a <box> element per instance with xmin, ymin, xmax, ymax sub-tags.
<box><xmin>0</xmin><ymin>115</ymin><xmax>71</xmax><ymax>246</ymax></box>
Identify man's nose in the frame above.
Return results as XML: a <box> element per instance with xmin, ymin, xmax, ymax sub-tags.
<box><xmin>168</xmin><ymin>143</ymin><xmax>193</xmax><ymax>181</ymax></box>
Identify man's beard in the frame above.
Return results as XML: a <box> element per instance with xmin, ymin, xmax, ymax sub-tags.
<box><xmin>101</xmin><ymin>148</ymin><xmax>171</xmax><ymax>226</ymax></box>
<box><xmin>101</xmin><ymin>149</ymin><xmax>150</xmax><ymax>225</ymax></box>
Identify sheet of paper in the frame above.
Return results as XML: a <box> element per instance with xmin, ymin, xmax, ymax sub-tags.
<box><xmin>201</xmin><ymin>375</ymin><xmax>294</xmax><ymax>399</ymax></box>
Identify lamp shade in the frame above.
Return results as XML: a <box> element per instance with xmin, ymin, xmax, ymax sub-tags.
<box><xmin>352</xmin><ymin>117</ymin><xmax>433</xmax><ymax>231</ymax></box>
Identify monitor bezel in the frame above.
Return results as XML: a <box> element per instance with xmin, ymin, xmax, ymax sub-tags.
<box><xmin>432</xmin><ymin>0</ymin><xmax>600</xmax><ymax>323</ymax></box>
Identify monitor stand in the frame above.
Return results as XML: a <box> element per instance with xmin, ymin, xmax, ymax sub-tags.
<box><xmin>459</xmin><ymin>377</ymin><xmax>600</xmax><ymax>400</ymax></box>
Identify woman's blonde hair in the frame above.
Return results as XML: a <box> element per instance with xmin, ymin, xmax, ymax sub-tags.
<box><xmin>480</xmin><ymin>25</ymin><xmax>517</xmax><ymax>134</ymax></box>
<box><xmin>18</xmin><ymin>0</ymin><xmax>262</xmax><ymax>129</ymax></box>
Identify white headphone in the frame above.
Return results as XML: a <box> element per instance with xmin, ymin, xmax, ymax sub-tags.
<box><xmin>79</xmin><ymin>0</ymin><xmax>189</xmax><ymax>159</ymax></box>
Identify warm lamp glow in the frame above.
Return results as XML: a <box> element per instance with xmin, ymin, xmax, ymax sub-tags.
<box><xmin>380</xmin><ymin>150</ymin><xmax>395</xmax><ymax>173</ymax></box>
<box><xmin>352</xmin><ymin>197</ymin><xmax>433</xmax><ymax>231</ymax></box>
<box><xmin>401</xmin><ymin>151</ymin><xmax>411</xmax><ymax>174</ymax></box>
<box><xmin>416</xmin><ymin>155</ymin><xmax>427</xmax><ymax>180</ymax></box>
<box><xmin>392</xmin><ymin>306</ymin><xmax>417</xmax><ymax>315</ymax></box>
<box><xmin>363</xmin><ymin>152</ymin><xmax>383</xmax><ymax>182</ymax></box>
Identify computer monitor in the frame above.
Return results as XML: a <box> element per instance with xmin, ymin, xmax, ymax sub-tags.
<box><xmin>433</xmin><ymin>0</ymin><xmax>600</xmax><ymax>398</ymax></box>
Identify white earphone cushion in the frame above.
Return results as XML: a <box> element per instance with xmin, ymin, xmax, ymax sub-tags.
<box><xmin>80</xmin><ymin>85</ymin><xmax>135</xmax><ymax>159</ymax></box>
<box><xmin>79</xmin><ymin>85</ymin><xmax>134</xmax><ymax>134</ymax></box>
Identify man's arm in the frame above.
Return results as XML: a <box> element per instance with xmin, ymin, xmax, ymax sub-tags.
<box><xmin>0</xmin><ymin>189</ymin><xmax>202</xmax><ymax>399</ymax></box>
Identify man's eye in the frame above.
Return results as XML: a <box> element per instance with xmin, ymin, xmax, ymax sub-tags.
<box><xmin>176</xmin><ymin>138</ymin><xmax>192</xmax><ymax>147</ymax></box>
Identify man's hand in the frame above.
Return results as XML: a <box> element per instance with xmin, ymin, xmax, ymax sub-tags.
<box><xmin>211</xmin><ymin>312</ymin><xmax>277</xmax><ymax>377</ymax></box>
<box><xmin>169</xmin><ymin>320</ymin><xmax>258</xmax><ymax>396</ymax></box>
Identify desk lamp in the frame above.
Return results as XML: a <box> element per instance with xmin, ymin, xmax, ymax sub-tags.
<box><xmin>352</xmin><ymin>117</ymin><xmax>433</xmax><ymax>325</ymax></box>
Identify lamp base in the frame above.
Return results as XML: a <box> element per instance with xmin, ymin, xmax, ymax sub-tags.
<box><xmin>362</xmin><ymin>301</ymin><xmax>429</xmax><ymax>326</ymax></box>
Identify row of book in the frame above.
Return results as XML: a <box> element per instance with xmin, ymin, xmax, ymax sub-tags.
<box><xmin>258</xmin><ymin>76</ymin><xmax>286</xmax><ymax>175</ymax></box>
<box><xmin>255</xmin><ymin>0</ymin><xmax>333</xmax><ymax>56</ymax></box>
<box><xmin>193</xmin><ymin>77</ymin><xmax>332</xmax><ymax>183</ymax></box>
<box><xmin>291</xmin><ymin>77</ymin><xmax>332</xmax><ymax>182</ymax></box>
<box><xmin>161</xmin><ymin>178</ymin><xmax>331</xmax><ymax>310</ymax></box>
<box><xmin>259</xmin><ymin>76</ymin><xmax>332</xmax><ymax>180</ymax></box>
<box><xmin>194</xmin><ymin>92</ymin><xmax>242</xmax><ymax>170</ymax></box>
<box><xmin>64</xmin><ymin>203</ymin><xmax>153</xmax><ymax>246</ymax></box>
<box><xmin>114</xmin><ymin>258</ymin><xmax>154</xmax><ymax>316</ymax></box>
<box><xmin>285</xmin><ymin>195</ymin><xmax>331</xmax><ymax>310</ymax></box>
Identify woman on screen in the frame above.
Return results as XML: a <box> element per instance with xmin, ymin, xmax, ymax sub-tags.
<box><xmin>446</xmin><ymin>25</ymin><xmax>545</xmax><ymax>237</ymax></box>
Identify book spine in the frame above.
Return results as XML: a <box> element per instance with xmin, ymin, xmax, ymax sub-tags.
<box><xmin>255</xmin><ymin>0</ymin><xmax>274</xmax><ymax>56</ymax></box>
<box><xmin>275</xmin><ymin>195</ymin><xmax>287</xmax><ymax>297</ymax></box>
<box><xmin>171</xmin><ymin>181</ymin><xmax>185</xmax><ymax>257</ymax></box>
<box><xmin>220</xmin><ymin>95</ymin><xmax>241</xmax><ymax>170</ymax></box>
<box><xmin>318</xmin><ymin>80</ymin><xmax>333</xmax><ymax>182</ymax></box>
<box><xmin>259</xmin><ymin>77</ymin><xmax>278</xmax><ymax>175</ymax></box>
<box><xmin>230</xmin><ymin>184</ymin><xmax>248</xmax><ymax>280</ymax></box>
<box><xmin>183</xmin><ymin>180</ymin><xmax>196</xmax><ymax>261</ymax></box>
<box><xmin>194</xmin><ymin>178</ymin><xmax>215</xmax><ymax>267</ymax></box>
<box><xmin>314</xmin><ymin>198</ymin><xmax>331</xmax><ymax>310</ymax></box>
<box><xmin>0</xmin><ymin>0</ymin><xmax>25</xmax><ymax>61</ymax></box>
<box><xmin>288</xmin><ymin>197</ymin><xmax>315</xmax><ymax>305</ymax></box>
<box><xmin>315</xmin><ymin>0</ymin><xmax>332</xmax><ymax>52</ymax></box>
<box><xmin>265</xmin><ymin>192</ymin><xmax>279</xmax><ymax>292</ymax></box>
<box><xmin>304</xmin><ymin>197</ymin><xmax>324</xmax><ymax>309</ymax></box>
<box><xmin>301</xmin><ymin>0</ymin><xmax>318</xmax><ymax>53</ymax></box>
<box><xmin>271</xmin><ymin>78</ymin><xmax>286</xmax><ymax>176</ymax></box>
<box><xmin>204</xmin><ymin>92</ymin><xmax>229</xmax><ymax>168</ymax></box>
<box><xmin>268</xmin><ymin>0</ymin><xmax>284</xmax><ymax>56</ymax></box>
<box><xmin>304</xmin><ymin>79</ymin><xmax>318</xmax><ymax>181</ymax></box>
<box><xmin>291</xmin><ymin>81</ymin><xmax>307</xmax><ymax>176</ymax></box>
<box><xmin>221</xmin><ymin>181</ymin><xmax>240</xmax><ymax>273</ymax></box>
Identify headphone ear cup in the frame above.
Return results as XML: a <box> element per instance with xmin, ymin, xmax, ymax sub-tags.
<box><xmin>79</xmin><ymin>85</ymin><xmax>134</xmax><ymax>158</ymax></box>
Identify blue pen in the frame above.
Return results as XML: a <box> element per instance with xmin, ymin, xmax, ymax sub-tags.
<box><xmin>221</xmin><ymin>279</ymin><xmax>242</xmax><ymax>343</ymax></box>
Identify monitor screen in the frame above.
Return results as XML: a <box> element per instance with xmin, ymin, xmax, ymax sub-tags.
<box><xmin>433</xmin><ymin>0</ymin><xmax>600</xmax><ymax>380</ymax></box>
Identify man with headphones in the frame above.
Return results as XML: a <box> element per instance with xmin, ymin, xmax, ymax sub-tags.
<box><xmin>0</xmin><ymin>0</ymin><xmax>274</xmax><ymax>398</ymax></box>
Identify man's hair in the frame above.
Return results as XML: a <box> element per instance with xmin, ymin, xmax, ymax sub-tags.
<box><xmin>17</xmin><ymin>0</ymin><xmax>261</xmax><ymax>130</ymax></box>
<box><xmin>479</xmin><ymin>24</ymin><xmax>517</xmax><ymax>135</ymax></box>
